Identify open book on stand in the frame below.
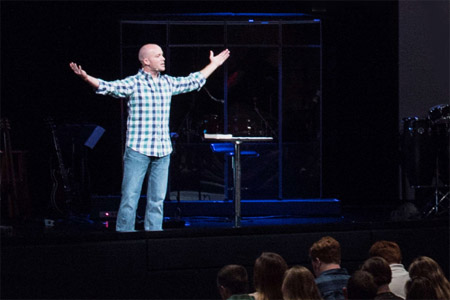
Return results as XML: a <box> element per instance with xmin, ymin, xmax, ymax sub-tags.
<box><xmin>203</xmin><ymin>133</ymin><xmax>233</xmax><ymax>140</ymax></box>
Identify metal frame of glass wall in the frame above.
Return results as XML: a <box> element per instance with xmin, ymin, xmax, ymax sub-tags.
<box><xmin>119</xmin><ymin>14</ymin><xmax>322</xmax><ymax>200</ymax></box>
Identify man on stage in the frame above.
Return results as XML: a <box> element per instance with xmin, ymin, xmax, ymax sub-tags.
<box><xmin>70</xmin><ymin>44</ymin><xmax>230</xmax><ymax>232</ymax></box>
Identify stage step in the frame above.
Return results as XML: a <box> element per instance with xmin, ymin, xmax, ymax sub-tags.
<box><xmin>90</xmin><ymin>196</ymin><xmax>341</xmax><ymax>219</ymax></box>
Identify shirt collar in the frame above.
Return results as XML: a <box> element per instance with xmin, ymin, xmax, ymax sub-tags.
<box><xmin>139</xmin><ymin>68</ymin><xmax>160</xmax><ymax>79</ymax></box>
<box><xmin>320</xmin><ymin>268</ymin><xmax>349</xmax><ymax>276</ymax></box>
<box><xmin>390</xmin><ymin>264</ymin><xmax>406</xmax><ymax>270</ymax></box>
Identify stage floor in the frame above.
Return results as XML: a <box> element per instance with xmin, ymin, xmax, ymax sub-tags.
<box><xmin>0</xmin><ymin>200</ymin><xmax>433</xmax><ymax>239</ymax></box>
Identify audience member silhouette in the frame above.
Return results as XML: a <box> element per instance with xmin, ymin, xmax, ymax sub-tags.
<box><xmin>281</xmin><ymin>265</ymin><xmax>323</xmax><ymax>300</ymax></box>
<box><xmin>408</xmin><ymin>256</ymin><xmax>450</xmax><ymax>300</ymax></box>
<box><xmin>344</xmin><ymin>270</ymin><xmax>378</xmax><ymax>300</ymax></box>
<box><xmin>309</xmin><ymin>236</ymin><xmax>350</xmax><ymax>300</ymax></box>
<box><xmin>361</xmin><ymin>257</ymin><xmax>403</xmax><ymax>299</ymax></box>
<box><xmin>217</xmin><ymin>264</ymin><xmax>254</xmax><ymax>300</ymax></box>
<box><xmin>215</xmin><ymin>243</ymin><xmax>449</xmax><ymax>300</ymax></box>
<box><xmin>250</xmin><ymin>252</ymin><xmax>288</xmax><ymax>300</ymax></box>
<box><xmin>405</xmin><ymin>276</ymin><xmax>438</xmax><ymax>300</ymax></box>
<box><xmin>369</xmin><ymin>240</ymin><xmax>410</xmax><ymax>299</ymax></box>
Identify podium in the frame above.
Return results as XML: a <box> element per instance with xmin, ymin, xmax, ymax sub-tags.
<box><xmin>204</xmin><ymin>134</ymin><xmax>273</xmax><ymax>227</ymax></box>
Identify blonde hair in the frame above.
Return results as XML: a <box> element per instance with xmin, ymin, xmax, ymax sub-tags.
<box><xmin>282</xmin><ymin>266</ymin><xmax>322</xmax><ymax>300</ymax></box>
<box><xmin>408</xmin><ymin>256</ymin><xmax>450</xmax><ymax>300</ymax></box>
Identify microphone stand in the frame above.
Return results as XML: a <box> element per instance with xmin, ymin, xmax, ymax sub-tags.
<box><xmin>203</xmin><ymin>87</ymin><xmax>224</xmax><ymax>104</ymax></box>
<box><xmin>253</xmin><ymin>98</ymin><xmax>277</xmax><ymax>138</ymax></box>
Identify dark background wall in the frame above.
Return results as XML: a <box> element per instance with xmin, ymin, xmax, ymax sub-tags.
<box><xmin>399</xmin><ymin>0</ymin><xmax>449</xmax><ymax>121</ymax></box>
<box><xmin>1</xmin><ymin>1</ymin><xmax>409</xmax><ymax>217</ymax></box>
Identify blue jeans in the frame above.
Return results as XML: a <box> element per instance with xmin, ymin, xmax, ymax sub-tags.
<box><xmin>116</xmin><ymin>147</ymin><xmax>170</xmax><ymax>232</ymax></box>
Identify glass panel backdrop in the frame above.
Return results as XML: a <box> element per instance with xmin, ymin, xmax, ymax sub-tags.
<box><xmin>120</xmin><ymin>16</ymin><xmax>322</xmax><ymax>200</ymax></box>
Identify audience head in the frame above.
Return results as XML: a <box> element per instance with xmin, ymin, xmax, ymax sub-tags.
<box><xmin>253</xmin><ymin>252</ymin><xmax>288</xmax><ymax>300</ymax></box>
<box><xmin>361</xmin><ymin>256</ymin><xmax>392</xmax><ymax>288</ymax></box>
<box><xmin>309</xmin><ymin>236</ymin><xmax>342</xmax><ymax>276</ymax></box>
<box><xmin>281</xmin><ymin>265</ymin><xmax>322</xmax><ymax>300</ymax></box>
<box><xmin>369</xmin><ymin>240</ymin><xmax>403</xmax><ymax>264</ymax></box>
<box><xmin>345</xmin><ymin>270</ymin><xmax>378</xmax><ymax>300</ymax></box>
<box><xmin>405</xmin><ymin>276</ymin><xmax>438</xmax><ymax>300</ymax></box>
<box><xmin>408</xmin><ymin>256</ymin><xmax>450</xmax><ymax>300</ymax></box>
<box><xmin>217</xmin><ymin>264</ymin><xmax>250</xmax><ymax>300</ymax></box>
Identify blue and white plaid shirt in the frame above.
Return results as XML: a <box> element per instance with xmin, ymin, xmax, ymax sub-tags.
<box><xmin>96</xmin><ymin>69</ymin><xmax>206</xmax><ymax>157</ymax></box>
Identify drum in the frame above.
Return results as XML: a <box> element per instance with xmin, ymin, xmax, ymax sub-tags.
<box><xmin>401</xmin><ymin>117</ymin><xmax>437</xmax><ymax>187</ymax></box>
<box><xmin>433</xmin><ymin>122</ymin><xmax>449</xmax><ymax>185</ymax></box>
<box><xmin>429</xmin><ymin>104</ymin><xmax>450</xmax><ymax>185</ymax></box>
<box><xmin>429</xmin><ymin>104</ymin><xmax>450</xmax><ymax>124</ymax></box>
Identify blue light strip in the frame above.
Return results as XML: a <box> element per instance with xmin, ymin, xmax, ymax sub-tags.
<box><xmin>172</xmin><ymin>12</ymin><xmax>311</xmax><ymax>17</ymax></box>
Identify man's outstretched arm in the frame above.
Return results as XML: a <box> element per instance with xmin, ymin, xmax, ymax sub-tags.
<box><xmin>199</xmin><ymin>49</ymin><xmax>230</xmax><ymax>79</ymax></box>
<box><xmin>69</xmin><ymin>62</ymin><xmax>100</xmax><ymax>89</ymax></box>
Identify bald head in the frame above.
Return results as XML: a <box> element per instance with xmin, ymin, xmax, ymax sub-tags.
<box><xmin>138</xmin><ymin>44</ymin><xmax>165</xmax><ymax>75</ymax></box>
<box><xmin>139</xmin><ymin>44</ymin><xmax>160</xmax><ymax>63</ymax></box>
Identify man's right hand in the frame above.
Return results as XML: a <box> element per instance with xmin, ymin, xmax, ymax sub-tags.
<box><xmin>69</xmin><ymin>62</ymin><xmax>99</xmax><ymax>88</ymax></box>
<box><xmin>69</xmin><ymin>62</ymin><xmax>88</xmax><ymax>80</ymax></box>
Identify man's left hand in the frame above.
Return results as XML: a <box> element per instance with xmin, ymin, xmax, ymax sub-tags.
<box><xmin>210</xmin><ymin>49</ymin><xmax>231</xmax><ymax>67</ymax></box>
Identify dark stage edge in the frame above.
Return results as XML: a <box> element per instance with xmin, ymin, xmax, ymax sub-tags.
<box><xmin>91</xmin><ymin>197</ymin><xmax>342</xmax><ymax>219</ymax></box>
<box><xmin>1</xmin><ymin>201</ymin><xmax>449</xmax><ymax>300</ymax></box>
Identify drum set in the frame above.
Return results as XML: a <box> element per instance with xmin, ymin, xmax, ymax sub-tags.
<box><xmin>401</xmin><ymin>103</ymin><xmax>449</xmax><ymax>216</ymax></box>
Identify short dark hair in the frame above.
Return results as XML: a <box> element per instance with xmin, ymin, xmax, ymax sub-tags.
<box><xmin>346</xmin><ymin>270</ymin><xmax>378</xmax><ymax>300</ymax></box>
<box><xmin>217</xmin><ymin>264</ymin><xmax>249</xmax><ymax>295</ymax></box>
<box><xmin>361</xmin><ymin>256</ymin><xmax>392</xmax><ymax>287</ymax></box>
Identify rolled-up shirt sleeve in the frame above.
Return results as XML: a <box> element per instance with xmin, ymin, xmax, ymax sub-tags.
<box><xmin>169</xmin><ymin>72</ymin><xmax>206</xmax><ymax>95</ymax></box>
<box><xmin>96</xmin><ymin>77</ymin><xmax>135</xmax><ymax>98</ymax></box>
